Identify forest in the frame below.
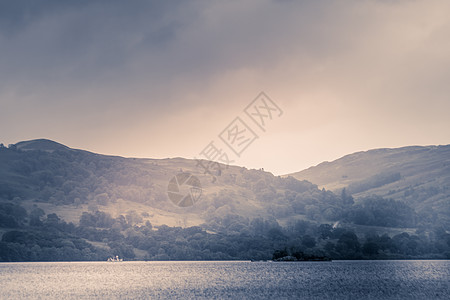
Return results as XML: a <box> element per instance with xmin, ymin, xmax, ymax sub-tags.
<box><xmin>1</xmin><ymin>206</ymin><xmax>449</xmax><ymax>262</ymax></box>
<box><xmin>1</xmin><ymin>143</ymin><xmax>450</xmax><ymax>261</ymax></box>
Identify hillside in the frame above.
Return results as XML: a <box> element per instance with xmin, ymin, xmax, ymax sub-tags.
<box><xmin>289</xmin><ymin>145</ymin><xmax>450</xmax><ymax>221</ymax></box>
<box><xmin>2</xmin><ymin>139</ymin><xmax>449</xmax><ymax>229</ymax></box>
<box><xmin>15</xmin><ymin>139</ymin><xmax>70</xmax><ymax>152</ymax></box>
<box><xmin>1</xmin><ymin>139</ymin><xmax>450</xmax><ymax>261</ymax></box>
<box><xmin>0</xmin><ymin>139</ymin><xmax>340</xmax><ymax>228</ymax></box>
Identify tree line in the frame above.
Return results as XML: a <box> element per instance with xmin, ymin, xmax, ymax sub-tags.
<box><xmin>1</xmin><ymin>207</ymin><xmax>449</xmax><ymax>262</ymax></box>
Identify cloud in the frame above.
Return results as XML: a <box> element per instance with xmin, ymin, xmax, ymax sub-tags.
<box><xmin>1</xmin><ymin>0</ymin><xmax>450</xmax><ymax>174</ymax></box>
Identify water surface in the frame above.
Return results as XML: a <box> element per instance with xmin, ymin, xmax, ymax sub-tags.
<box><xmin>1</xmin><ymin>260</ymin><xmax>449</xmax><ymax>299</ymax></box>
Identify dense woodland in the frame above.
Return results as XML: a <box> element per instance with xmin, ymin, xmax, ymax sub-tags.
<box><xmin>1</xmin><ymin>205</ymin><xmax>450</xmax><ymax>261</ymax></box>
<box><xmin>1</xmin><ymin>142</ymin><xmax>450</xmax><ymax>261</ymax></box>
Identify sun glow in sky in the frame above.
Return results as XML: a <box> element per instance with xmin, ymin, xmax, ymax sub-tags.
<box><xmin>1</xmin><ymin>0</ymin><xmax>450</xmax><ymax>175</ymax></box>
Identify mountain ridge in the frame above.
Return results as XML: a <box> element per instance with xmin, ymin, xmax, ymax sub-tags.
<box><xmin>289</xmin><ymin>144</ymin><xmax>450</xmax><ymax>218</ymax></box>
<box><xmin>1</xmin><ymin>139</ymin><xmax>329</xmax><ymax>228</ymax></box>
<box><xmin>15</xmin><ymin>139</ymin><xmax>71</xmax><ymax>152</ymax></box>
<box><xmin>1</xmin><ymin>139</ymin><xmax>450</xmax><ymax>261</ymax></box>
<box><xmin>2</xmin><ymin>139</ymin><xmax>449</xmax><ymax>228</ymax></box>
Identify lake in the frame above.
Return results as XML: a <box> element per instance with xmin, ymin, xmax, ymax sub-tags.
<box><xmin>0</xmin><ymin>260</ymin><xmax>449</xmax><ymax>299</ymax></box>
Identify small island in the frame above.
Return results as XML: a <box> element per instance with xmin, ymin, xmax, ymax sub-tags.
<box><xmin>272</xmin><ymin>249</ymin><xmax>331</xmax><ymax>262</ymax></box>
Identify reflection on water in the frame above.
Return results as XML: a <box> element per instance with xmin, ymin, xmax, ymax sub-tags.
<box><xmin>1</xmin><ymin>260</ymin><xmax>449</xmax><ymax>299</ymax></box>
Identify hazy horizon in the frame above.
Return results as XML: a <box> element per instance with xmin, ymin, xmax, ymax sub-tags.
<box><xmin>2</xmin><ymin>0</ymin><xmax>450</xmax><ymax>175</ymax></box>
<box><xmin>6</xmin><ymin>137</ymin><xmax>449</xmax><ymax>176</ymax></box>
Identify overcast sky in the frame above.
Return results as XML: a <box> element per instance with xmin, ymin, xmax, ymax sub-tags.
<box><xmin>1</xmin><ymin>0</ymin><xmax>450</xmax><ymax>175</ymax></box>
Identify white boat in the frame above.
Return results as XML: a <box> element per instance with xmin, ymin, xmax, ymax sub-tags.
<box><xmin>107</xmin><ymin>255</ymin><xmax>123</xmax><ymax>262</ymax></box>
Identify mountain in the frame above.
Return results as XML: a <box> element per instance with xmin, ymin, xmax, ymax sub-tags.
<box><xmin>1</xmin><ymin>139</ymin><xmax>450</xmax><ymax>261</ymax></box>
<box><xmin>2</xmin><ymin>139</ymin><xmax>449</xmax><ymax>229</ymax></box>
<box><xmin>15</xmin><ymin>139</ymin><xmax>70</xmax><ymax>152</ymax></box>
<box><xmin>288</xmin><ymin>145</ymin><xmax>450</xmax><ymax>220</ymax></box>
<box><xmin>0</xmin><ymin>139</ymin><xmax>340</xmax><ymax>228</ymax></box>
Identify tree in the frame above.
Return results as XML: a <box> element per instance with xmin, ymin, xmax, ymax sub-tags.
<box><xmin>336</xmin><ymin>231</ymin><xmax>361</xmax><ymax>258</ymax></box>
<box><xmin>318</xmin><ymin>224</ymin><xmax>333</xmax><ymax>240</ymax></box>
<box><xmin>362</xmin><ymin>241</ymin><xmax>379</xmax><ymax>256</ymax></box>
<box><xmin>125</xmin><ymin>210</ymin><xmax>143</xmax><ymax>226</ymax></box>
<box><xmin>341</xmin><ymin>188</ymin><xmax>354</xmax><ymax>206</ymax></box>
<box><xmin>0</xmin><ymin>203</ymin><xmax>27</xmax><ymax>227</ymax></box>
<box><xmin>272</xmin><ymin>248</ymin><xmax>288</xmax><ymax>260</ymax></box>
<box><xmin>30</xmin><ymin>208</ymin><xmax>45</xmax><ymax>226</ymax></box>
<box><xmin>302</xmin><ymin>235</ymin><xmax>316</xmax><ymax>248</ymax></box>
<box><xmin>45</xmin><ymin>213</ymin><xmax>61</xmax><ymax>227</ymax></box>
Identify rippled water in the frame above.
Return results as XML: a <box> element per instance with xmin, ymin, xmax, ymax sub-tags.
<box><xmin>1</xmin><ymin>260</ymin><xmax>449</xmax><ymax>299</ymax></box>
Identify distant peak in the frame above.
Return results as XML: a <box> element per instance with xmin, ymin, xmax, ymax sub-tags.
<box><xmin>15</xmin><ymin>139</ymin><xmax>70</xmax><ymax>152</ymax></box>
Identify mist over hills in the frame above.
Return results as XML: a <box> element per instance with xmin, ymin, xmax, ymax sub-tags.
<box><xmin>289</xmin><ymin>145</ymin><xmax>450</xmax><ymax>222</ymax></box>
<box><xmin>1</xmin><ymin>139</ymin><xmax>339</xmax><ymax>227</ymax></box>
<box><xmin>1</xmin><ymin>139</ymin><xmax>449</xmax><ymax>261</ymax></box>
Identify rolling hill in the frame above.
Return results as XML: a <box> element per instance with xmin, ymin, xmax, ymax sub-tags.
<box><xmin>288</xmin><ymin>145</ymin><xmax>450</xmax><ymax>219</ymax></box>
<box><xmin>1</xmin><ymin>139</ymin><xmax>450</xmax><ymax>261</ymax></box>
<box><xmin>2</xmin><ymin>139</ymin><xmax>449</xmax><ymax>229</ymax></box>
<box><xmin>0</xmin><ymin>139</ymin><xmax>339</xmax><ymax>228</ymax></box>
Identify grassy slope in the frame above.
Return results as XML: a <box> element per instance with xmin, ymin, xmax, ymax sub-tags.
<box><xmin>3</xmin><ymin>139</ymin><xmax>449</xmax><ymax>231</ymax></box>
<box><xmin>0</xmin><ymin>140</ymin><xmax>309</xmax><ymax>227</ymax></box>
<box><xmin>288</xmin><ymin>145</ymin><xmax>450</xmax><ymax>210</ymax></box>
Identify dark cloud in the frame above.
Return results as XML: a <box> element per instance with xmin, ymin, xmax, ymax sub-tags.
<box><xmin>1</xmin><ymin>0</ymin><xmax>449</xmax><ymax>174</ymax></box>
<box><xmin>0</xmin><ymin>0</ymin><xmax>189</xmax><ymax>79</ymax></box>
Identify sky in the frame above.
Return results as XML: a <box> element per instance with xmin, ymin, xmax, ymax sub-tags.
<box><xmin>1</xmin><ymin>0</ymin><xmax>450</xmax><ymax>175</ymax></box>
